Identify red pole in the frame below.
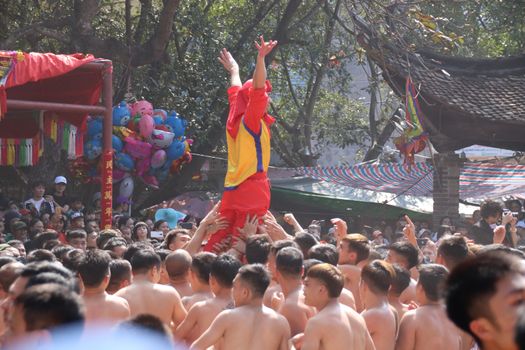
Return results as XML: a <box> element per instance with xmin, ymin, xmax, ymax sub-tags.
<box><xmin>100</xmin><ymin>62</ymin><xmax>114</xmax><ymax>229</ymax></box>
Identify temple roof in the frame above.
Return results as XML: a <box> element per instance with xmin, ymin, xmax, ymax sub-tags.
<box><xmin>353</xmin><ymin>16</ymin><xmax>525</xmax><ymax>152</ymax></box>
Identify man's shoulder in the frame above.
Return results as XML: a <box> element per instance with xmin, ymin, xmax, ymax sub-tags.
<box><xmin>107</xmin><ymin>293</ymin><xmax>130</xmax><ymax>307</ymax></box>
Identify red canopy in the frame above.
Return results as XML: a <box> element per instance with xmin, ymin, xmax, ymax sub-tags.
<box><xmin>0</xmin><ymin>52</ymin><xmax>101</xmax><ymax>138</ymax></box>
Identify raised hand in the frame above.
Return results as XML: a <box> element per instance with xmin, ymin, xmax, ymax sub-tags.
<box><xmin>331</xmin><ymin>218</ymin><xmax>348</xmax><ymax>241</ymax></box>
<box><xmin>218</xmin><ymin>48</ymin><xmax>239</xmax><ymax>73</ymax></box>
<box><xmin>206</xmin><ymin>216</ymin><xmax>229</xmax><ymax>236</ymax></box>
<box><xmin>254</xmin><ymin>35</ymin><xmax>277</xmax><ymax>58</ymax></box>
<box><xmin>237</xmin><ymin>214</ymin><xmax>259</xmax><ymax>239</ymax></box>
<box><xmin>403</xmin><ymin>215</ymin><xmax>418</xmax><ymax>247</ymax></box>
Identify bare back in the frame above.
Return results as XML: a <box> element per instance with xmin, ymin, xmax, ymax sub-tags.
<box><xmin>182</xmin><ymin>291</ymin><xmax>213</xmax><ymax>310</ymax></box>
<box><xmin>279</xmin><ymin>289</ymin><xmax>316</xmax><ymax>336</ymax></box>
<box><xmin>191</xmin><ymin>305</ymin><xmax>290</xmax><ymax>350</ymax></box>
<box><xmin>302</xmin><ymin>301</ymin><xmax>374</xmax><ymax>350</ymax></box>
<box><xmin>171</xmin><ymin>281</ymin><xmax>193</xmax><ymax>298</ymax></box>
<box><xmin>116</xmin><ymin>281</ymin><xmax>186</xmax><ymax>327</ymax></box>
<box><xmin>362</xmin><ymin>304</ymin><xmax>397</xmax><ymax>350</ymax></box>
<box><xmin>83</xmin><ymin>292</ymin><xmax>130</xmax><ymax>326</ymax></box>
<box><xmin>396</xmin><ymin>305</ymin><xmax>462</xmax><ymax>350</ymax></box>
<box><xmin>338</xmin><ymin>264</ymin><xmax>363</xmax><ymax>311</ymax></box>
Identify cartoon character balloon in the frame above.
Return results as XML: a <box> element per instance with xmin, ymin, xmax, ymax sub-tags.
<box><xmin>119</xmin><ymin>177</ymin><xmax>134</xmax><ymax>199</ymax></box>
<box><xmin>153</xmin><ymin>109</ymin><xmax>167</xmax><ymax>126</ymax></box>
<box><xmin>147</xmin><ymin>129</ymin><xmax>175</xmax><ymax>149</ymax></box>
<box><xmin>84</xmin><ymin>139</ymin><xmax>102</xmax><ymax>160</ymax></box>
<box><xmin>131</xmin><ymin>100</ymin><xmax>154</xmax><ymax>117</ymax></box>
<box><xmin>112</xmin><ymin>101</ymin><xmax>131</xmax><ymax>126</ymax></box>
<box><xmin>87</xmin><ymin>118</ymin><xmax>103</xmax><ymax>140</ymax></box>
<box><xmin>114</xmin><ymin>152</ymin><xmax>135</xmax><ymax>172</ymax></box>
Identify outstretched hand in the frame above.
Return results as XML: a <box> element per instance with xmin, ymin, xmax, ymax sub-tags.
<box><xmin>255</xmin><ymin>36</ymin><xmax>277</xmax><ymax>58</ymax></box>
<box><xmin>218</xmin><ymin>48</ymin><xmax>239</xmax><ymax>73</ymax></box>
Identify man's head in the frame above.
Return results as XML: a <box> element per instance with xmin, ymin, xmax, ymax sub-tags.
<box><xmin>107</xmin><ymin>259</ymin><xmax>132</xmax><ymax>294</ymax></box>
<box><xmin>130</xmin><ymin>250</ymin><xmax>161</xmax><ymax>282</ymax></box>
<box><xmin>386</xmin><ymin>241</ymin><xmax>419</xmax><ymax>270</ymax></box>
<box><xmin>66</xmin><ymin>230</ymin><xmax>87</xmax><ymax>251</ymax></box>
<box><xmin>77</xmin><ymin>250</ymin><xmax>111</xmax><ymax>290</ymax></box>
<box><xmin>245</xmin><ymin>234</ymin><xmax>271</xmax><ymax>264</ymax></box>
<box><xmin>164</xmin><ymin>229</ymin><xmax>191</xmax><ymax>250</ymax></box>
<box><xmin>437</xmin><ymin>235</ymin><xmax>469</xmax><ymax>270</ymax></box>
<box><xmin>232</xmin><ymin>264</ymin><xmax>270</xmax><ymax>306</ymax></box>
<box><xmin>275</xmin><ymin>247</ymin><xmax>304</xmax><ymax>281</ymax></box>
<box><xmin>303</xmin><ymin>263</ymin><xmax>344</xmax><ymax>308</ymax></box>
<box><xmin>54</xmin><ymin>176</ymin><xmax>67</xmax><ymax>194</ymax></box>
<box><xmin>293</xmin><ymin>232</ymin><xmax>319</xmax><ymax>258</ymax></box>
<box><xmin>268</xmin><ymin>240</ymin><xmax>299</xmax><ymax>277</ymax></box>
<box><xmin>480</xmin><ymin>200</ymin><xmax>503</xmax><ymax>225</ymax></box>
<box><xmin>31</xmin><ymin>182</ymin><xmax>46</xmax><ymax>199</ymax></box>
<box><xmin>389</xmin><ymin>264</ymin><xmax>411</xmax><ymax>298</ymax></box>
<box><xmin>11</xmin><ymin>284</ymin><xmax>84</xmax><ymax>340</ymax></box>
<box><xmin>210</xmin><ymin>254</ymin><xmax>242</xmax><ymax>292</ymax></box>
<box><xmin>190</xmin><ymin>252</ymin><xmax>216</xmax><ymax>288</ymax></box>
<box><xmin>165</xmin><ymin>250</ymin><xmax>192</xmax><ymax>281</ymax></box>
<box><xmin>307</xmin><ymin>243</ymin><xmax>339</xmax><ymax>266</ymax></box>
<box><xmin>446</xmin><ymin>252</ymin><xmax>525</xmax><ymax>349</ymax></box>
<box><xmin>70</xmin><ymin>213</ymin><xmax>85</xmax><ymax>230</ymax></box>
<box><xmin>103</xmin><ymin>237</ymin><xmax>128</xmax><ymax>258</ymax></box>
<box><xmin>338</xmin><ymin>234</ymin><xmax>370</xmax><ymax>265</ymax></box>
<box><xmin>11</xmin><ymin>222</ymin><xmax>28</xmax><ymax>241</ymax></box>
<box><xmin>416</xmin><ymin>264</ymin><xmax>448</xmax><ymax>303</ymax></box>
<box><xmin>360</xmin><ymin>260</ymin><xmax>395</xmax><ymax>297</ymax></box>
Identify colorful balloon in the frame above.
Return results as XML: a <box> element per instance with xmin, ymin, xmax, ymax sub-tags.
<box><xmin>138</xmin><ymin>114</ymin><xmax>155</xmax><ymax>138</ymax></box>
<box><xmin>112</xmin><ymin>101</ymin><xmax>131</xmax><ymax>126</ymax></box>
<box><xmin>84</xmin><ymin>139</ymin><xmax>102</xmax><ymax>160</ymax></box>
<box><xmin>166</xmin><ymin>140</ymin><xmax>185</xmax><ymax>160</ymax></box>
<box><xmin>119</xmin><ymin>176</ymin><xmax>134</xmax><ymax>199</ymax></box>
<box><xmin>112</xmin><ymin>135</ymin><xmax>123</xmax><ymax>152</ymax></box>
<box><xmin>124</xmin><ymin>137</ymin><xmax>152</xmax><ymax>159</ymax></box>
<box><xmin>87</xmin><ymin>118</ymin><xmax>103</xmax><ymax>140</ymax></box>
<box><xmin>147</xmin><ymin>129</ymin><xmax>175</xmax><ymax>149</ymax></box>
<box><xmin>131</xmin><ymin>100</ymin><xmax>154</xmax><ymax>117</ymax></box>
<box><xmin>151</xmin><ymin>149</ymin><xmax>167</xmax><ymax>169</ymax></box>
<box><xmin>114</xmin><ymin>152</ymin><xmax>135</xmax><ymax>172</ymax></box>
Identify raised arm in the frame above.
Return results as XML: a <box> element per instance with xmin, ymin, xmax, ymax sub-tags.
<box><xmin>252</xmin><ymin>36</ymin><xmax>277</xmax><ymax>89</ymax></box>
<box><xmin>219</xmin><ymin>48</ymin><xmax>241</xmax><ymax>87</ymax></box>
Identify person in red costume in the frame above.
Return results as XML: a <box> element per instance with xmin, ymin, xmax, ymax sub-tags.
<box><xmin>203</xmin><ymin>36</ymin><xmax>277</xmax><ymax>253</ymax></box>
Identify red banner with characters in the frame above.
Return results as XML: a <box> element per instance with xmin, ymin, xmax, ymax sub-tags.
<box><xmin>101</xmin><ymin>150</ymin><xmax>113</xmax><ymax>229</ymax></box>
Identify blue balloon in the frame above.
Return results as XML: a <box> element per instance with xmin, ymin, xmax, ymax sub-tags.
<box><xmin>87</xmin><ymin>118</ymin><xmax>103</xmax><ymax>140</ymax></box>
<box><xmin>166</xmin><ymin>140</ymin><xmax>185</xmax><ymax>160</ymax></box>
<box><xmin>112</xmin><ymin>101</ymin><xmax>131</xmax><ymax>126</ymax></box>
<box><xmin>114</xmin><ymin>152</ymin><xmax>135</xmax><ymax>172</ymax></box>
<box><xmin>84</xmin><ymin>139</ymin><xmax>102</xmax><ymax>160</ymax></box>
<box><xmin>112</xmin><ymin>135</ymin><xmax>124</xmax><ymax>152</ymax></box>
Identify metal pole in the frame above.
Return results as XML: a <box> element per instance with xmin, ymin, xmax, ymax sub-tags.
<box><xmin>7</xmin><ymin>100</ymin><xmax>106</xmax><ymax>114</ymax></box>
<box><xmin>100</xmin><ymin>62</ymin><xmax>114</xmax><ymax>229</ymax></box>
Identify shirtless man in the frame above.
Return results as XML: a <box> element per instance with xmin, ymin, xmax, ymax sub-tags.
<box><xmin>77</xmin><ymin>249</ymin><xmax>130</xmax><ymax>325</ymax></box>
<box><xmin>336</xmin><ymin>230</ymin><xmax>370</xmax><ymax>312</ymax></box>
<box><xmin>274</xmin><ymin>247</ymin><xmax>316</xmax><ymax>336</ymax></box>
<box><xmin>175</xmin><ymin>254</ymin><xmax>242</xmax><ymax>344</ymax></box>
<box><xmin>396</xmin><ymin>264</ymin><xmax>461</xmax><ymax>350</ymax></box>
<box><xmin>360</xmin><ymin>260</ymin><xmax>397</xmax><ymax>350</ymax></box>
<box><xmin>388</xmin><ymin>264</ymin><xmax>410</xmax><ymax>320</ymax></box>
<box><xmin>115</xmin><ymin>250</ymin><xmax>187</xmax><ymax>328</ymax></box>
<box><xmin>190</xmin><ymin>263</ymin><xmax>291</xmax><ymax>350</ymax></box>
<box><xmin>165</xmin><ymin>250</ymin><xmax>193</xmax><ymax>298</ymax></box>
<box><xmin>299</xmin><ymin>263</ymin><xmax>374</xmax><ymax>350</ymax></box>
<box><xmin>263</xmin><ymin>240</ymin><xmax>298</xmax><ymax>308</ymax></box>
<box><xmin>386</xmin><ymin>241</ymin><xmax>419</xmax><ymax>304</ymax></box>
<box><xmin>182</xmin><ymin>252</ymin><xmax>216</xmax><ymax>310</ymax></box>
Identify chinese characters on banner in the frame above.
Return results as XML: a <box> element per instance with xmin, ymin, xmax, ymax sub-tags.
<box><xmin>101</xmin><ymin>150</ymin><xmax>113</xmax><ymax>229</ymax></box>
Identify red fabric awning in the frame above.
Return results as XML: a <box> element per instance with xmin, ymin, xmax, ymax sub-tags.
<box><xmin>0</xmin><ymin>52</ymin><xmax>101</xmax><ymax>138</ymax></box>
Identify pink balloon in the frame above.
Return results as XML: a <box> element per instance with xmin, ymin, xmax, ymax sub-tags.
<box><xmin>139</xmin><ymin>114</ymin><xmax>154</xmax><ymax>138</ymax></box>
<box><xmin>151</xmin><ymin>149</ymin><xmax>167</xmax><ymax>169</ymax></box>
<box><xmin>124</xmin><ymin>137</ymin><xmax>152</xmax><ymax>159</ymax></box>
<box><xmin>136</xmin><ymin>158</ymin><xmax>150</xmax><ymax>177</ymax></box>
<box><xmin>131</xmin><ymin>100</ymin><xmax>153</xmax><ymax>117</ymax></box>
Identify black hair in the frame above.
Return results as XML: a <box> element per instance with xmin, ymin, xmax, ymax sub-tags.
<box><xmin>107</xmin><ymin>259</ymin><xmax>132</xmax><ymax>294</ymax></box>
<box><xmin>210</xmin><ymin>254</ymin><xmax>242</xmax><ymax>288</ymax></box>
<box><xmin>308</xmin><ymin>244</ymin><xmax>339</xmax><ymax>266</ymax></box>
<box><xmin>417</xmin><ymin>264</ymin><xmax>448</xmax><ymax>301</ymax></box>
<box><xmin>21</xmin><ymin>261</ymin><xmax>74</xmax><ymax>281</ymax></box>
<box><xmin>25</xmin><ymin>272</ymin><xmax>74</xmax><ymax>291</ymax></box>
<box><xmin>26</xmin><ymin>249</ymin><xmax>57</xmax><ymax>263</ymax></box>
<box><xmin>14</xmin><ymin>284</ymin><xmax>84</xmax><ymax>333</ymax></box>
<box><xmin>390</xmin><ymin>264</ymin><xmax>411</xmax><ymax>296</ymax></box>
<box><xmin>237</xmin><ymin>264</ymin><xmax>270</xmax><ymax>297</ymax></box>
<box><xmin>437</xmin><ymin>235</ymin><xmax>469</xmax><ymax>269</ymax></box>
<box><xmin>276</xmin><ymin>247</ymin><xmax>304</xmax><ymax>277</ymax></box>
<box><xmin>0</xmin><ymin>256</ymin><xmax>16</xmax><ymax>269</ymax></box>
<box><xmin>117</xmin><ymin>215</ymin><xmax>131</xmax><ymax>229</ymax></box>
<box><xmin>131</xmin><ymin>250</ymin><xmax>161</xmax><ymax>274</ymax></box>
<box><xmin>389</xmin><ymin>241</ymin><xmax>419</xmax><ymax>269</ymax></box>
<box><xmin>293</xmin><ymin>232</ymin><xmax>319</xmax><ymax>257</ymax></box>
<box><xmin>103</xmin><ymin>237</ymin><xmax>128</xmax><ymax>251</ymax></box>
<box><xmin>51</xmin><ymin>245</ymin><xmax>75</xmax><ymax>262</ymax></box>
<box><xmin>123</xmin><ymin>242</ymin><xmax>155</xmax><ymax>262</ymax></box>
<box><xmin>270</xmin><ymin>240</ymin><xmax>299</xmax><ymax>256</ymax></box>
<box><xmin>66</xmin><ymin>229</ymin><xmax>87</xmax><ymax>241</ymax></box>
<box><xmin>190</xmin><ymin>252</ymin><xmax>216</xmax><ymax>284</ymax></box>
<box><xmin>61</xmin><ymin>249</ymin><xmax>85</xmax><ymax>273</ymax></box>
<box><xmin>480</xmin><ymin>200</ymin><xmax>503</xmax><ymax>220</ymax></box>
<box><xmin>446</xmin><ymin>252</ymin><xmax>521</xmax><ymax>345</ymax></box>
<box><xmin>361</xmin><ymin>260</ymin><xmax>395</xmax><ymax>295</ymax></box>
<box><xmin>153</xmin><ymin>220</ymin><xmax>167</xmax><ymax>231</ymax></box>
<box><xmin>303</xmin><ymin>258</ymin><xmax>323</xmax><ymax>278</ymax></box>
<box><xmin>155</xmin><ymin>249</ymin><xmax>172</xmax><ymax>263</ymax></box>
<box><xmin>96</xmin><ymin>230</ymin><xmax>118</xmax><ymax>249</ymax></box>
<box><xmin>77</xmin><ymin>250</ymin><xmax>111</xmax><ymax>288</ymax></box>
<box><xmin>245</xmin><ymin>234</ymin><xmax>272</xmax><ymax>264</ymax></box>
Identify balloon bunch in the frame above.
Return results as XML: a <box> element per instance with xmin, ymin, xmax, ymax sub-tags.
<box><xmin>82</xmin><ymin>100</ymin><xmax>192</xmax><ymax>203</ymax></box>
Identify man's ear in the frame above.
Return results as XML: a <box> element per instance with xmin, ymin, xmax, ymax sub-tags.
<box><xmin>470</xmin><ymin>318</ymin><xmax>495</xmax><ymax>343</ymax></box>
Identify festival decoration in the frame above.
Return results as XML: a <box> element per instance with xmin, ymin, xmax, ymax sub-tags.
<box><xmin>394</xmin><ymin>77</ymin><xmax>428</xmax><ymax>165</ymax></box>
<box><xmin>75</xmin><ymin>100</ymin><xmax>192</xmax><ymax>201</ymax></box>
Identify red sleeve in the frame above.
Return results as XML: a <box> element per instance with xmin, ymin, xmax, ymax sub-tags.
<box><xmin>244</xmin><ymin>87</ymin><xmax>268</xmax><ymax>134</ymax></box>
<box><xmin>226</xmin><ymin>86</ymin><xmax>241</xmax><ymax>138</ymax></box>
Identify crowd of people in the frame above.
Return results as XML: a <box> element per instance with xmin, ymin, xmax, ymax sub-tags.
<box><xmin>0</xmin><ymin>175</ymin><xmax>525</xmax><ymax>349</ymax></box>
